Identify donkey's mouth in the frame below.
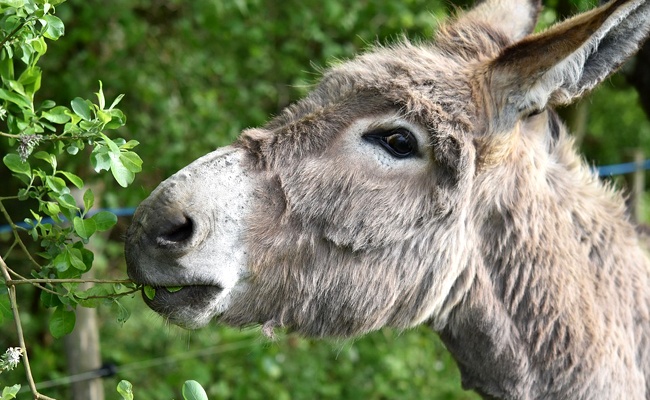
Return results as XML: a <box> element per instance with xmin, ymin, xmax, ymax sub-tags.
<box><xmin>142</xmin><ymin>284</ymin><xmax>223</xmax><ymax>304</ymax></box>
<box><xmin>141</xmin><ymin>285</ymin><xmax>225</xmax><ymax>329</ymax></box>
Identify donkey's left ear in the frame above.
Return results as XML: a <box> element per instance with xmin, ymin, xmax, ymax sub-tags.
<box><xmin>488</xmin><ymin>0</ymin><xmax>650</xmax><ymax>129</ymax></box>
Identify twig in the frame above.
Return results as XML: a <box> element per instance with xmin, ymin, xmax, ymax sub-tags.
<box><xmin>1</xmin><ymin>129</ymin><xmax>92</xmax><ymax>142</ymax></box>
<box><xmin>3</xmin><ymin>239</ymin><xmax>18</xmax><ymax>259</ymax></box>
<box><xmin>83</xmin><ymin>287</ymin><xmax>141</xmax><ymax>300</ymax></box>
<box><xmin>5</xmin><ymin>266</ymin><xmax>135</xmax><ymax>297</ymax></box>
<box><xmin>7</xmin><ymin>278</ymin><xmax>134</xmax><ymax>285</ymax></box>
<box><xmin>6</xmin><ymin>268</ymin><xmax>67</xmax><ymax>297</ymax></box>
<box><xmin>1</xmin><ymin>255</ymin><xmax>56</xmax><ymax>400</ymax></box>
<box><xmin>0</xmin><ymin>21</ymin><xmax>26</xmax><ymax>49</ymax></box>
<box><xmin>0</xmin><ymin>200</ymin><xmax>43</xmax><ymax>270</ymax></box>
<box><xmin>0</xmin><ymin>131</ymin><xmax>21</xmax><ymax>139</ymax></box>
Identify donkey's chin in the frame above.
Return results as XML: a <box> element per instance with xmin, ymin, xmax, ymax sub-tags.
<box><xmin>143</xmin><ymin>285</ymin><xmax>228</xmax><ymax>329</ymax></box>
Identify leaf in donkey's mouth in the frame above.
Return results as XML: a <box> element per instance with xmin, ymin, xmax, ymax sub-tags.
<box><xmin>144</xmin><ymin>286</ymin><xmax>156</xmax><ymax>300</ymax></box>
<box><xmin>166</xmin><ymin>286</ymin><xmax>183</xmax><ymax>293</ymax></box>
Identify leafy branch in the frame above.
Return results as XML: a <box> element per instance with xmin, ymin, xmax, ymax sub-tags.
<box><xmin>0</xmin><ymin>1</ymin><xmax>144</xmax><ymax>398</ymax></box>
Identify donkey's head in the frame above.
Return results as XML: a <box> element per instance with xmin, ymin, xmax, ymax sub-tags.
<box><xmin>125</xmin><ymin>0</ymin><xmax>650</xmax><ymax>336</ymax></box>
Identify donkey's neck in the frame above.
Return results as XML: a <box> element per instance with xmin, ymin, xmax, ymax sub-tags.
<box><xmin>439</xmin><ymin>123</ymin><xmax>650</xmax><ymax>399</ymax></box>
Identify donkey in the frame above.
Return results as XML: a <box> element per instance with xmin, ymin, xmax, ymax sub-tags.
<box><xmin>125</xmin><ymin>0</ymin><xmax>650</xmax><ymax>398</ymax></box>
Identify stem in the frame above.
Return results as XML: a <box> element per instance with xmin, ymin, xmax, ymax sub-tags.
<box><xmin>6</xmin><ymin>268</ymin><xmax>68</xmax><ymax>297</ymax></box>
<box><xmin>0</xmin><ymin>200</ymin><xmax>43</xmax><ymax>270</ymax></box>
<box><xmin>0</xmin><ymin>131</ymin><xmax>21</xmax><ymax>139</ymax></box>
<box><xmin>0</xmin><ymin>255</ymin><xmax>56</xmax><ymax>400</ymax></box>
<box><xmin>7</xmin><ymin>278</ymin><xmax>133</xmax><ymax>285</ymax></box>
<box><xmin>0</xmin><ymin>21</ymin><xmax>26</xmax><ymax>49</ymax></box>
<box><xmin>3</xmin><ymin>239</ymin><xmax>18</xmax><ymax>259</ymax></box>
<box><xmin>5</xmin><ymin>267</ymin><xmax>135</xmax><ymax>297</ymax></box>
<box><xmin>83</xmin><ymin>287</ymin><xmax>141</xmax><ymax>300</ymax></box>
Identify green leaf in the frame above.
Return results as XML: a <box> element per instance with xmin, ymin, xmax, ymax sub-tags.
<box><xmin>117</xmin><ymin>380</ymin><xmax>134</xmax><ymax>400</ymax></box>
<box><xmin>40</xmin><ymin>289</ymin><xmax>62</xmax><ymax>309</ymax></box>
<box><xmin>40</xmin><ymin>100</ymin><xmax>55</xmax><ymax>110</ymax></box>
<box><xmin>7</xmin><ymin>80</ymin><xmax>26</xmax><ymax>97</ymax></box>
<box><xmin>18</xmin><ymin>66</ymin><xmax>41</xmax><ymax>97</ymax></box>
<box><xmin>109</xmin><ymin>94</ymin><xmax>125</xmax><ymax>110</ymax></box>
<box><xmin>83</xmin><ymin>189</ymin><xmax>94</xmax><ymax>212</ymax></box>
<box><xmin>0</xmin><ymin>0</ymin><xmax>25</xmax><ymax>8</ymax></box>
<box><xmin>115</xmin><ymin>300</ymin><xmax>130</xmax><ymax>326</ymax></box>
<box><xmin>34</xmin><ymin>151</ymin><xmax>57</xmax><ymax>169</ymax></box>
<box><xmin>3</xmin><ymin>154</ymin><xmax>31</xmax><ymax>177</ymax></box>
<box><xmin>60</xmin><ymin>206</ymin><xmax>76</xmax><ymax>224</ymax></box>
<box><xmin>32</xmin><ymin>37</ymin><xmax>47</xmax><ymax>55</ymax></box>
<box><xmin>79</xmin><ymin>246</ymin><xmax>94</xmax><ymax>271</ymax></box>
<box><xmin>0</xmin><ymin>88</ymin><xmax>30</xmax><ymax>109</ymax></box>
<box><xmin>53</xmin><ymin>251</ymin><xmax>70</xmax><ymax>272</ymax></box>
<box><xmin>73</xmin><ymin>216</ymin><xmax>96</xmax><ymax>239</ymax></box>
<box><xmin>144</xmin><ymin>286</ymin><xmax>156</xmax><ymax>300</ymax></box>
<box><xmin>71</xmin><ymin>97</ymin><xmax>91</xmax><ymax>121</ymax></box>
<box><xmin>100</xmin><ymin>132</ymin><xmax>121</xmax><ymax>155</ymax></box>
<box><xmin>68</xmin><ymin>248</ymin><xmax>88</xmax><ymax>270</ymax></box>
<box><xmin>97</xmin><ymin>109</ymin><xmax>111</xmax><ymax>124</ymax></box>
<box><xmin>0</xmin><ymin>295</ymin><xmax>12</xmax><ymax>326</ymax></box>
<box><xmin>0</xmin><ymin>53</ymin><xmax>14</xmax><ymax>81</ymax></box>
<box><xmin>50</xmin><ymin>192</ymin><xmax>77</xmax><ymax>209</ymax></box>
<box><xmin>75</xmin><ymin>286</ymin><xmax>110</xmax><ymax>308</ymax></box>
<box><xmin>91</xmin><ymin>211</ymin><xmax>117</xmax><ymax>231</ymax></box>
<box><xmin>182</xmin><ymin>381</ymin><xmax>208</xmax><ymax>400</ymax></box>
<box><xmin>59</xmin><ymin>171</ymin><xmax>83</xmax><ymax>189</ymax></box>
<box><xmin>109</xmin><ymin>154</ymin><xmax>135</xmax><ymax>187</ymax></box>
<box><xmin>64</xmin><ymin>109</ymin><xmax>82</xmax><ymax>125</ymax></box>
<box><xmin>42</xmin><ymin>14</ymin><xmax>65</xmax><ymax>40</ymax></box>
<box><xmin>42</xmin><ymin>105</ymin><xmax>71</xmax><ymax>123</ymax></box>
<box><xmin>1</xmin><ymin>384</ymin><xmax>21</xmax><ymax>400</ymax></box>
<box><xmin>120</xmin><ymin>151</ymin><xmax>143</xmax><ymax>173</ymax></box>
<box><xmin>66</xmin><ymin>145</ymin><xmax>79</xmax><ymax>155</ymax></box>
<box><xmin>120</xmin><ymin>140</ymin><xmax>140</xmax><ymax>150</ymax></box>
<box><xmin>49</xmin><ymin>306</ymin><xmax>75</xmax><ymax>338</ymax></box>
<box><xmin>166</xmin><ymin>286</ymin><xmax>183</xmax><ymax>293</ymax></box>
<box><xmin>45</xmin><ymin>175</ymin><xmax>67</xmax><ymax>194</ymax></box>
<box><xmin>45</xmin><ymin>202</ymin><xmax>62</xmax><ymax>222</ymax></box>
<box><xmin>18</xmin><ymin>43</ymin><xmax>34</xmax><ymax>65</ymax></box>
<box><xmin>90</xmin><ymin>147</ymin><xmax>111</xmax><ymax>172</ymax></box>
<box><xmin>96</xmin><ymin>80</ymin><xmax>105</xmax><ymax>109</ymax></box>
<box><xmin>105</xmin><ymin>108</ymin><xmax>126</xmax><ymax>129</ymax></box>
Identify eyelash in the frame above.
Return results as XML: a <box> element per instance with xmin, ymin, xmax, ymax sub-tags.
<box><xmin>362</xmin><ymin>127</ymin><xmax>419</xmax><ymax>158</ymax></box>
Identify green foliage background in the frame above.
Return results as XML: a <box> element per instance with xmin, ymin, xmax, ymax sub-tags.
<box><xmin>1</xmin><ymin>0</ymin><xmax>649</xmax><ymax>399</ymax></box>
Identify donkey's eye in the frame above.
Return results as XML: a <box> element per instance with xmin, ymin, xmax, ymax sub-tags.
<box><xmin>364</xmin><ymin>128</ymin><xmax>418</xmax><ymax>158</ymax></box>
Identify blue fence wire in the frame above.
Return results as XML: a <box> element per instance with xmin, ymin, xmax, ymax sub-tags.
<box><xmin>0</xmin><ymin>207</ymin><xmax>136</xmax><ymax>234</ymax></box>
<box><xmin>1</xmin><ymin>160</ymin><xmax>650</xmax><ymax>234</ymax></box>
<box><xmin>595</xmin><ymin>159</ymin><xmax>650</xmax><ymax>177</ymax></box>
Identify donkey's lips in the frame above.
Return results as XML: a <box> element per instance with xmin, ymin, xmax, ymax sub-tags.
<box><xmin>142</xmin><ymin>285</ymin><xmax>223</xmax><ymax>309</ymax></box>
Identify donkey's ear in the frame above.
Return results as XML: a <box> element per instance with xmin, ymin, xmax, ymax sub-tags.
<box><xmin>460</xmin><ymin>0</ymin><xmax>542</xmax><ymax>42</ymax></box>
<box><xmin>489</xmin><ymin>0</ymin><xmax>650</xmax><ymax>128</ymax></box>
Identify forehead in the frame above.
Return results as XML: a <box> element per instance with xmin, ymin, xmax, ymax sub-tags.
<box><xmin>266</xmin><ymin>43</ymin><xmax>477</xmax><ymax>135</ymax></box>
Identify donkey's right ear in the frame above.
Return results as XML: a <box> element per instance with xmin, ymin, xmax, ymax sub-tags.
<box><xmin>487</xmin><ymin>0</ymin><xmax>650</xmax><ymax>132</ymax></box>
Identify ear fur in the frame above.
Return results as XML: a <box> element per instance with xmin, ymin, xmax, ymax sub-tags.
<box><xmin>488</xmin><ymin>0</ymin><xmax>650</xmax><ymax>130</ymax></box>
<box><xmin>460</xmin><ymin>0</ymin><xmax>542</xmax><ymax>42</ymax></box>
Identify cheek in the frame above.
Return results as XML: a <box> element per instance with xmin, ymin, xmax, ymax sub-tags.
<box><xmin>269</xmin><ymin>155</ymin><xmax>445</xmax><ymax>251</ymax></box>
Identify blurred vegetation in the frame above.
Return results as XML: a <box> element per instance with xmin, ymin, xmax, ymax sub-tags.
<box><xmin>1</xmin><ymin>0</ymin><xmax>649</xmax><ymax>399</ymax></box>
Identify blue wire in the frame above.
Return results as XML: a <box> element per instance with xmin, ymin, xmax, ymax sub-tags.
<box><xmin>0</xmin><ymin>207</ymin><xmax>137</xmax><ymax>234</ymax></box>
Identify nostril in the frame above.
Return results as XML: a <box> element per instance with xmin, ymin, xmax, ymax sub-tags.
<box><xmin>140</xmin><ymin>203</ymin><xmax>201</xmax><ymax>249</ymax></box>
<box><xmin>159</xmin><ymin>217</ymin><xmax>194</xmax><ymax>244</ymax></box>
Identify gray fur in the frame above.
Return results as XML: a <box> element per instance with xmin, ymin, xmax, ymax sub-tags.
<box><xmin>126</xmin><ymin>0</ymin><xmax>650</xmax><ymax>398</ymax></box>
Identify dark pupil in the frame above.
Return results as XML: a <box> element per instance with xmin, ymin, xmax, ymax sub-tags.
<box><xmin>385</xmin><ymin>133</ymin><xmax>412</xmax><ymax>154</ymax></box>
